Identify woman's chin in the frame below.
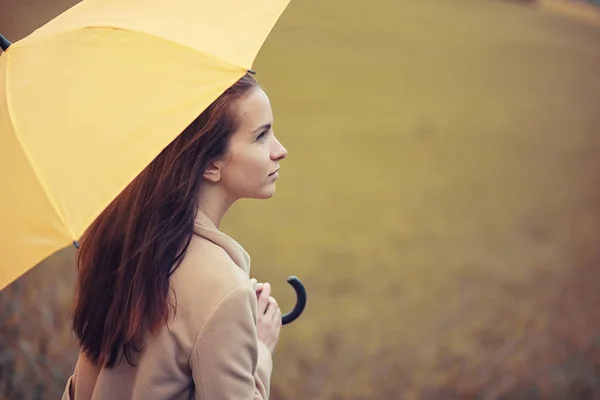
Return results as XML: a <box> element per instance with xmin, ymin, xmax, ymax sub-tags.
<box><xmin>257</xmin><ymin>184</ymin><xmax>277</xmax><ymax>200</ymax></box>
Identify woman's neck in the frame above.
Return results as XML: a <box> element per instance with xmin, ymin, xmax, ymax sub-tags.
<box><xmin>196</xmin><ymin>184</ymin><xmax>236</xmax><ymax>228</ymax></box>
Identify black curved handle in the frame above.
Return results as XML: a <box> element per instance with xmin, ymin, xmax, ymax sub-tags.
<box><xmin>0</xmin><ymin>34</ymin><xmax>11</xmax><ymax>51</ymax></box>
<box><xmin>281</xmin><ymin>276</ymin><xmax>306</xmax><ymax>325</ymax></box>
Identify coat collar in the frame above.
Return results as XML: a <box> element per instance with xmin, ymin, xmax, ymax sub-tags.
<box><xmin>192</xmin><ymin>210</ymin><xmax>251</xmax><ymax>275</ymax></box>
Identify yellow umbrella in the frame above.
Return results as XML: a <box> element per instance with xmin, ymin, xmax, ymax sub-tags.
<box><xmin>0</xmin><ymin>0</ymin><xmax>291</xmax><ymax>291</ymax></box>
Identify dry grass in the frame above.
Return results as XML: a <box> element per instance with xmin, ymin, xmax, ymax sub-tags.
<box><xmin>0</xmin><ymin>248</ymin><xmax>77</xmax><ymax>399</ymax></box>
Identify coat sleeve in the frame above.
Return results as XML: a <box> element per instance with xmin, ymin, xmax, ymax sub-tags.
<box><xmin>189</xmin><ymin>285</ymin><xmax>273</xmax><ymax>400</ymax></box>
<box><xmin>61</xmin><ymin>373</ymin><xmax>74</xmax><ymax>400</ymax></box>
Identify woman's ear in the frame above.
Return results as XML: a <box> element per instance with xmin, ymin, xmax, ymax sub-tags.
<box><xmin>203</xmin><ymin>161</ymin><xmax>222</xmax><ymax>183</ymax></box>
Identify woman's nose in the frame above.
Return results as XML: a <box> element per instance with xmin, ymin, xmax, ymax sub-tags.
<box><xmin>272</xmin><ymin>138</ymin><xmax>288</xmax><ymax>160</ymax></box>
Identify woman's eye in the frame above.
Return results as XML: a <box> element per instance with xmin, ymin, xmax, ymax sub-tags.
<box><xmin>256</xmin><ymin>131</ymin><xmax>268</xmax><ymax>141</ymax></box>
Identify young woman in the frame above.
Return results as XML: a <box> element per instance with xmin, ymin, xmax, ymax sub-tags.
<box><xmin>62</xmin><ymin>72</ymin><xmax>288</xmax><ymax>399</ymax></box>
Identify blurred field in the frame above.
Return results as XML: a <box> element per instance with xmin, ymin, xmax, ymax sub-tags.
<box><xmin>2</xmin><ymin>0</ymin><xmax>600</xmax><ymax>399</ymax></box>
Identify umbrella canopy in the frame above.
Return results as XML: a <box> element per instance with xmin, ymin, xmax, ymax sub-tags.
<box><xmin>0</xmin><ymin>0</ymin><xmax>291</xmax><ymax>291</ymax></box>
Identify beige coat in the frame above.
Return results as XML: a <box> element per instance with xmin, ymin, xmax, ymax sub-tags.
<box><xmin>62</xmin><ymin>211</ymin><xmax>272</xmax><ymax>399</ymax></box>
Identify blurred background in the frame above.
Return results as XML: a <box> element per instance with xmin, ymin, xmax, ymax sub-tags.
<box><xmin>2</xmin><ymin>0</ymin><xmax>600</xmax><ymax>398</ymax></box>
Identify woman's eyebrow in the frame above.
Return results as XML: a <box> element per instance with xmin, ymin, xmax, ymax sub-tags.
<box><xmin>252</xmin><ymin>123</ymin><xmax>272</xmax><ymax>133</ymax></box>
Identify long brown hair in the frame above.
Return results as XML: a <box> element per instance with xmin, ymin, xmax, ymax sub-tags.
<box><xmin>73</xmin><ymin>73</ymin><xmax>258</xmax><ymax>368</ymax></box>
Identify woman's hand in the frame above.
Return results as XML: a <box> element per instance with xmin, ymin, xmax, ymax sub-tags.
<box><xmin>255</xmin><ymin>282</ymin><xmax>281</xmax><ymax>354</ymax></box>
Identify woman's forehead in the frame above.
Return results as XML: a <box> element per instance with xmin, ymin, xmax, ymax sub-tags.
<box><xmin>235</xmin><ymin>88</ymin><xmax>273</xmax><ymax>131</ymax></box>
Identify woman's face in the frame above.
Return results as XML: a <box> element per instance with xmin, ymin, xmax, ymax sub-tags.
<box><xmin>211</xmin><ymin>87</ymin><xmax>288</xmax><ymax>200</ymax></box>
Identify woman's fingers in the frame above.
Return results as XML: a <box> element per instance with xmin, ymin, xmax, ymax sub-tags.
<box><xmin>272</xmin><ymin>300</ymin><xmax>282</xmax><ymax>325</ymax></box>
<box><xmin>257</xmin><ymin>282</ymin><xmax>271</xmax><ymax>314</ymax></box>
<box><xmin>256</xmin><ymin>290</ymin><xmax>282</xmax><ymax>354</ymax></box>
<box><xmin>265</xmin><ymin>296</ymin><xmax>280</xmax><ymax>321</ymax></box>
<box><xmin>255</xmin><ymin>282</ymin><xmax>281</xmax><ymax>324</ymax></box>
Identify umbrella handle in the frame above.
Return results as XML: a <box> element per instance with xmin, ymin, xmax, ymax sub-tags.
<box><xmin>0</xmin><ymin>34</ymin><xmax>11</xmax><ymax>51</ymax></box>
<box><xmin>281</xmin><ymin>276</ymin><xmax>306</xmax><ymax>325</ymax></box>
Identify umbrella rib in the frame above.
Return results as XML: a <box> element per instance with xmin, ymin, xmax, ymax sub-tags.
<box><xmin>94</xmin><ymin>25</ymin><xmax>252</xmax><ymax>70</ymax></box>
<box><xmin>37</xmin><ymin>25</ymin><xmax>254</xmax><ymax>72</ymax></box>
<box><xmin>4</xmin><ymin>51</ymin><xmax>75</xmax><ymax>241</ymax></box>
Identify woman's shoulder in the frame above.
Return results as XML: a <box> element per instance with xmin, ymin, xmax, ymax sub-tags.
<box><xmin>167</xmin><ymin>233</ymin><xmax>252</xmax><ymax>331</ymax></box>
<box><xmin>177</xmin><ymin>231</ymin><xmax>249</xmax><ymax>285</ymax></box>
